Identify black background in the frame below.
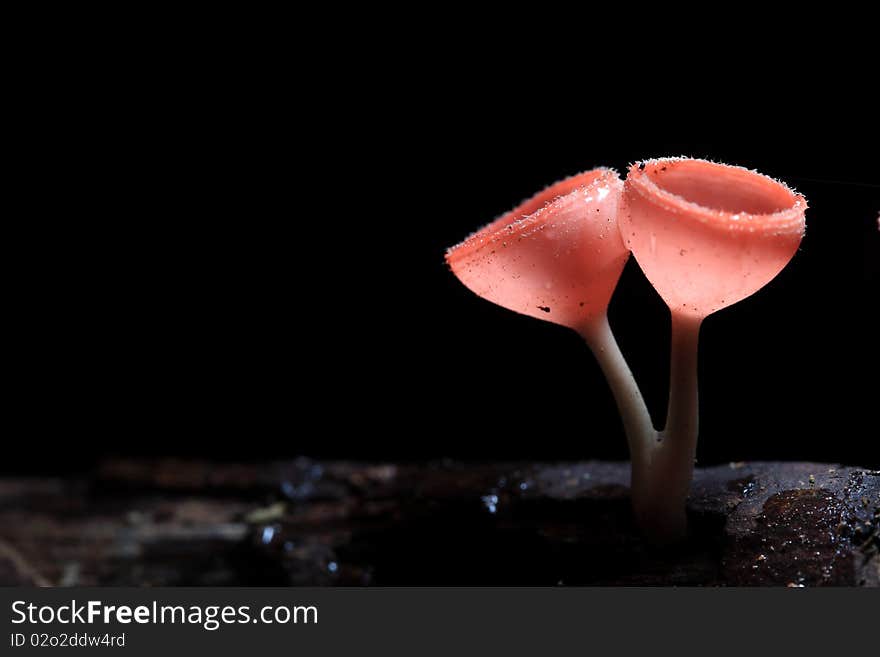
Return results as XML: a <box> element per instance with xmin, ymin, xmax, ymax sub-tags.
<box><xmin>8</xmin><ymin>43</ymin><xmax>879</xmax><ymax>474</ymax></box>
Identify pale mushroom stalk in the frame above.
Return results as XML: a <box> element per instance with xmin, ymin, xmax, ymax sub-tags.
<box><xmin>577</xmin><ymin>315</ymin><xmax>654</xmax><ymax>485</ymax></box>
<box><xmin>584</xmin><ymin>312</ymin><xmax>702</xmax><ymax>543</ymax></box>
<box><xmin>640</xmin><ymin>313</ymin><xmax>702</xmax><ymax>541</ymax></box>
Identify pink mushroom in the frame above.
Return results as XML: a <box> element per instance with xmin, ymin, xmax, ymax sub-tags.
<box><xmin>446</xmin><ymin>168</ymin><xmax>627</xmax><ymax>328</ymax></box>
<box><xmin>620</xmin><ymin>157</ymin><xmax>806</xmax><ymax>541</ymax></box>
<box><xmin>447</xmin><ymin>159</ymin><xmax>806</xmax><ymax>545</ymax></box>
<box><xmin>446</xmin><ymin>168</ymin><xmax>654</xmax><ymax>474</ymax></box>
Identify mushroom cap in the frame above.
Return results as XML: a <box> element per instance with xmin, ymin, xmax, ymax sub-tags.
<box><xmin>621</xmin><ymin>158</ymin><xmax>806</xmax><ymax>318</ymax></box>
<box><xmin>446</xmin><ymin>168</ymin><xmax>627</xmax><ymax>329</ymax></box>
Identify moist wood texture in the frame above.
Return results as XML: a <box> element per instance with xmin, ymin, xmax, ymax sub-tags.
<box><xmin>1</xmin><ymin>460</ymin><xmax>877</xmax><ymax>586</ymax></box>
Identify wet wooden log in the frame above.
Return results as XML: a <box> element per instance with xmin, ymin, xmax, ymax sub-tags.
<box><xmin>0</xmin><ymin>460</ymin><xmax>877</xmax><ymax>586</ymax></box>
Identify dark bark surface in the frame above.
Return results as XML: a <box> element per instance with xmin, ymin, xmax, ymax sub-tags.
<box><xmin>1</xmin><ymin>460</ymin><xmax>877</xmax><ymax>586</ymax></box>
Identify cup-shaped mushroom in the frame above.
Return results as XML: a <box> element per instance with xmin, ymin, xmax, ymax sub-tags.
<box><xmin>446</xmin><ymin>168</ymin><xmax>627</xmax><ymax>329</ymax></box>
<box><xmin>621</xmin><ymin>158</ymin><xmax>806</xmax><ymax>318</ymax></box>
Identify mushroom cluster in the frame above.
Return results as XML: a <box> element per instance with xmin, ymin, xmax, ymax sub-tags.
<box><xmin>446</xmin><ymin>157</ymin><xmax>807</xmax><ymax>543</ymax></box>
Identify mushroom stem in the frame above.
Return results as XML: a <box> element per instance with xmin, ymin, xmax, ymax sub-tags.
<box><xmin>582</xmin><ymin>312</ymin><xmax>704</xmax><ymax>544</ymax></box>
<box><xmin>664</xmin><ymin>312</ymin><xmax>702</xmax><ymax>455</ymax></box>
<box><xmin>641</xmin><ymin>312</ymin><xmax>703</xmax><ymax>543</ymax></box>
<box><xmin>579</xmin><ymin>315</ymin><xmax>655</xmax><ymax>480</ymax></box>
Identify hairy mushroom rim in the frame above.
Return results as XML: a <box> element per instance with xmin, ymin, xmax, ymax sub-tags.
<box><xmin>627</xmin><ymin>158</ymin><xmax>805</xmax><ymax>234</ymax></box>
<box><xmin>446</xmin><ymin>168</ymin><xmax>619</xmax><ymax>262</ymax></box>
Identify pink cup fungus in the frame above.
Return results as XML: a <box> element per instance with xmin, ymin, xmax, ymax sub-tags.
<box><xmin>621</xmin><ymin>158</ymin><xmax>806</xmax><ymax>319</ymax></box>
<box><xmin>620</xmin><ymin>157</ymin><xmax>806</xmax><ymax>542</ymax></box>
<box><xmin>446</xmin><ymin>168</ymin><xmax>654</xmax><ymax>473</ymax></box>
<box><xmin>446</xmin><ymin>168</ymin><xmax>628</xmax><ymax>329</ymax></box>
<box><xmin>446</xmin><ymin>158</ymin><xmax>807</xmax><ymax>545</ymax></box>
